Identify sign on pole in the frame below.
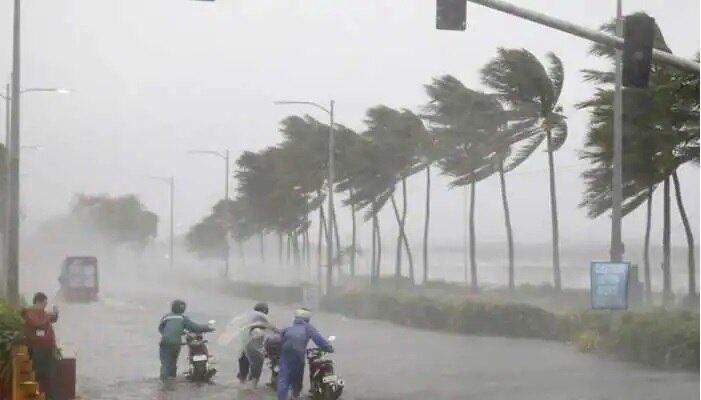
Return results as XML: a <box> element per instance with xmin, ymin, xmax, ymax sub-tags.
<box><xmin>590</xmin><ymin>261</ymin><xmax>630</xmax><ymax>310</ymax></box>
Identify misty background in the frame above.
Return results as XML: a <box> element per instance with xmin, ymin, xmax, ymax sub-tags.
<box><xmin>0</xmin><ymin>0</ymin><xmax>698</xmax><ymax>290</ymax></box>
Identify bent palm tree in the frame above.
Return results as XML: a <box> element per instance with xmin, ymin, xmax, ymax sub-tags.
<box><xmin>481</xmin><ymin>49</ymin><xmax>568</xmax><ymax>290</ymax></box>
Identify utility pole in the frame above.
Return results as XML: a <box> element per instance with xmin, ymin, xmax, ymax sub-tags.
<box><xmin>611</xmin><ymin>0</ymin><xmax>624</xmax><ymax>262</ymax></box>
<box><xmin>188</xmin><ymin>149</ymin><xmax>231</xmax><ymax>278</ymax></box>
<box><xmin>273</xmin><ymin>99</ymin><xmax>337</xmax><ymax>293</ymax></box>
<box><xmin>169</xmin><ymin>177</ymin><xmax>175</xmax><ymax>269</ymax></box>
<box><xmin>8</xmin><ymin>0</ymin><xmax>22</xmax><ymax>304</ymax></box>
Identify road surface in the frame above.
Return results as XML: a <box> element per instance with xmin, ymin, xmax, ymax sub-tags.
<box><xmin>39</xmin><ymin>268</ymin><xmax>697</xmax><ymax>400</ymax></box>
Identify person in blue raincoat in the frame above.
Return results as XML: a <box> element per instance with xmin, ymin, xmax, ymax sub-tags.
<box><xmin>277</xmin><ymin>308</ymin><xmax>333</xmax><ymax>400</ymax></box>
<box><xmin>158</xmin><ymin>299</ymin><xmax>214</xmax><ymax>382</ymax></box>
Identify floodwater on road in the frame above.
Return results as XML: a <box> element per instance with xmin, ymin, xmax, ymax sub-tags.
<box><xmin>44</xmin><ymin>268</ymin><xmax>698</xmax><ymax>400</ymax></box>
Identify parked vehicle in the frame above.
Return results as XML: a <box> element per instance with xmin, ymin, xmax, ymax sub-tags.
<box><xmin>57</xmin><ymin>256</ymin><xmax>99</xmax><ymax>303</ymax></box>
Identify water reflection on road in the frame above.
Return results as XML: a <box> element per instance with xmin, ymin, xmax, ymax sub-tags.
<box><xmin>52</xmin><ymin>273</ymin><xmax>698</xmax><ymax>400</ymax></box>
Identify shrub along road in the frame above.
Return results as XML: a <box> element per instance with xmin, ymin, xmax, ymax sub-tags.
<box><xmin>44</xmin><ymin>268</ymin><xmax>698</xmax><ymax>400</ymax></box>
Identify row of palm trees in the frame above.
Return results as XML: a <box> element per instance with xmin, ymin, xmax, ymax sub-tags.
<box><xmin>187</xmin><ymin>14</ymin><xmax>698</xmax><ymax>300</ymax></box>
<box><xmin>187</xmin><ymin>45</ymin><xmax>569</xmax><ymax>291</ymax></box>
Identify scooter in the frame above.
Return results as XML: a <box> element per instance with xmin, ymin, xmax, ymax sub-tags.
<box><xmin>184</xmin><ymin>320</ymin><xmax>217</xmax><ymax>383</ymax></box>
<box><xmin>307</xmin><ymin>336</ymin><xmax>344</xmax><ymax>400</ymax></box>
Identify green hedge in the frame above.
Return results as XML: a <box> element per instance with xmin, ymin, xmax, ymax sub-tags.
<box><xmin>222</xmin><ymin>282</ymin><xmax>303</xmax><ymax>304</ymax></box>
<box><xmin>220</xmin><ymin>282</ymin><xmax>699</xmax><ymax>371</ymax></box>
<box><xmin>322</xmin><ymin>291</ymin><xmax>699</xmax><ymax>371</ymax></box>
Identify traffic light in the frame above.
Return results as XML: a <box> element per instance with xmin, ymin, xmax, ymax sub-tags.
<box><xmin>436</xmin><ymin>0</ymin><xmax>466</xmax><ymax>31</ymax></box>
<box><xmin>622</xmin><ymin>14</ymin><xmax>655</xmax><ymax>89</ymax></box>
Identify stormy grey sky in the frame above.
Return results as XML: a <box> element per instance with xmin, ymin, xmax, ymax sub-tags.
<box><xmin>0</xmin><ymin>0</ymin><xmax>698</xmax><ymax>249</ymax></box>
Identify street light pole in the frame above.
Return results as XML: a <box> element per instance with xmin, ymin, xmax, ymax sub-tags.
<box><xmin>188</xmin><ymin>149</ymin><xmax>231</xmax><ymax>277</ymax></box>
<box><xmin>8</xmin><ymin>0</ymin><xmax>22</xmax><ymax>304</ymax></box>
<box><xmin>611</xmin><ymin>0</ymin><xmax>624</xmax><ymax>262</ymax></box>
<box><xmin>149</xmin><ymin>176</ymin><xmax>175</xmax><ymax>269</ymax></box>
<box><xmin>273</xmin><ymin>99</ymin><xmax>336</xmax><ymax>292</ymax></box>
<box><xmin>170</xmin><ymin>177</ymin><xmax>175</xmax><ymax>269</ymax></box>
<box><xmin>327</xmin><ymin>100</ymin><xmax>335</xmax><ymax>292</ymax></box>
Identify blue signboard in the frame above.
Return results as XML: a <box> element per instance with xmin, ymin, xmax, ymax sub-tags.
<box><xmin>591</xmin><ymin>261</ymin><xmax>630</xmax><ymax>310</ymax></box>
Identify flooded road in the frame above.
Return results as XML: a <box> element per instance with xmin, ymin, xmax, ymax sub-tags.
<box><xmin>46</xmin><ymin>268</ymin><xmax>697</xmax><ymax>400</ymax></box>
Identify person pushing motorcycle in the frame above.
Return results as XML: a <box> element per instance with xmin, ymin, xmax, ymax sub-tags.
<box><xmin>237</xmin><ymin>302</ymin><xmax>280</xmax><ymax>388</ymax></box>
<box><xmin>158</xmin><ymin>299</ymin><xmax>214</xmax><ymax>382</ymax></box>
<box><xmin>277</xmin><ymin>308</ymin><xmax>333</xmax><ymax>400</ymax></box>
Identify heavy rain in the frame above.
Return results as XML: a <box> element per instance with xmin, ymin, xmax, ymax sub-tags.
<box><xmin>0</xmin><ymin>1</ymin><xmax>698</xmax><ymax>400</ymax></box>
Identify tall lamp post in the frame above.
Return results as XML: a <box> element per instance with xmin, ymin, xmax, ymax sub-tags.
<box><xmin>149</xmin><ymin>176</ymin><xmax>175</xmax><ymax>269</ymax></box>
<box><xmin>274</xmin><ymin>100</ymin><xmax>335</xmax><ymax>292</ymax></box>
<box><xmin>1</xmin><ymin>81</ymin><xmax>69</xmax><ymax>302</ymax></box>
<box><xmin>610</xmin><ymin>0</ymin><xmax>624</xmax><ymax>262</ymax></box>
<box><xmin>188</xmin><ymin>149</ymin><xmax>231</xmax><ymax>277</ymax></box>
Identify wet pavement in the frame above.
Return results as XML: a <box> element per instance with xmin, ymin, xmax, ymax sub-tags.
<box><xmin>45</xmin><ymin>268</ymin><xmax>698</xmax><ymax>400</ymax></box>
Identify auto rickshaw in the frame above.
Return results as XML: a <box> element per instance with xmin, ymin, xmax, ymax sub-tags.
<box><xmin>58</xmin><ymin>256</ymin><xmax>99</xmax><ymax>303</ymax></box>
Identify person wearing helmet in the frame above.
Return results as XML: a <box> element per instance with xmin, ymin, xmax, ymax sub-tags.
<box><xmin>237</xmin><ymin>302</ymin><xmax>279</xmax><ymax>387</ymax></box>
<box><xmin>277</xmin><ymin>308</ymin><xmax>333</xmax><ymax>400</ymax></box>
<box><xmin>158</xmin><ymin>299</ymin><xmax>214</xmax><ymax>382</ymax></box>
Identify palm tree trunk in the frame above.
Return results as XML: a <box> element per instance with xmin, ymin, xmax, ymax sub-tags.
<box><xmin>672</xmin><ymin>172</ymin><xmax>696</xmax><ymax>299</ymax></box>
<box><xmin>293</xmin><ymin>233</ymin><xmax>301</xmax><ymax>268</ymax></box>
<box><xmin>498</xmin><ymin>162</ymin><xmax>515</xmax><ymax>290</ymax></box>
<box><xmin>469</xmin><ymin>182</ymin><xmax>478</xmax><ymax>291</ymax></box>
<box><xmin>401</xmin><ymin>177</ymin><xmax>415</xmax><ymax>283</ymax></box>
<box><xmin>286</xmin><ymin>234</ymin><xmax>291</xmax><ymax>265</ymax></box>
<box><xmin>331</xmin><ymin>205</ymin><xmax>342</xmax><ymax>266</ymax></box>
<box><xmin>373</xmin><ymin>201</ymin><xmax>383</xmax><ymax>282</ymax></box>
<box><xmin>422</xmin><ymin>165</ymin><xmax>431</xmax><ymax>284</ymax></box>
<box><xmin>662</xmin><ymin>177</ymin><xmax>673</xmax><ymax>306</ymax></box>
<box><xmin>238</xmin><ymin>240</ymin><xmax>246</xmax><ymax>266</ymax></box>
<box><xmin>371</xmin><ymin>208</ymin><xmax>377</xmax><ymax>284</ymax></box>
<box><xmin>391</xmin><ymin>193</ymin><xmax>403</xmax><ymax>278</ymax></box>
<box><xmin>278</xmin><ymin>232</ymin><xmax>283</xmax><ymax>266</ymax></box>
<box><xmin>546</xmin><ymin>130</ymin><xmax>562</xmax><ymax>291</ymax></box>
<box><xmin>305</xmin><ymin>229</ymin><xmax>311</xmax><ymax>271</ymax></box>
<box><xmin>350</xmin><ymin>189</ymin><xmax>357</xmax><ymax>277</ymax></box>
<box><xmin>319</xmin><ymin>205</ymin><xmax>329</xmax><ymax>285</ymax></box>
<box><xmin>643</xmin><ymin>188</ymin><xmax>653</xmax><ymax>304</ymax></box>
<box><xmin>259</xmin><ymin>233</ymin><xmax>265</xmax><ymax>264</ymax></box>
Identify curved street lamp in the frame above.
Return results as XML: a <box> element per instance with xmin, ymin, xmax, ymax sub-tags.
<box><xmin>273</xmin><ymin>99</ymin><xmax>336</xmax><ymax>292</ymax></box>
<box><xmin>188</xmin><ymin>149</ymin><xmax>231</xmax><ymax>278</ymax></box>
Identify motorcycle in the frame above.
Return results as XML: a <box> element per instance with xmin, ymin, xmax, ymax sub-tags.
<box><xmin>307</xmin><ymin>336</ymin><xmax>344</xmax><ymax>400</ymax></box>
<box><xmin>263</xmin><ymin>334</ymin><xmax>281</xmax><ymax>390</ymax></box>
<box><xmin>183</xmin><ymin>320</ymin><xmax>217</xmax><ymax>383</ymax></box>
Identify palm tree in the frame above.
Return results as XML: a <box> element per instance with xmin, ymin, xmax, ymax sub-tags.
<box><xmin>481</xmin><ymin>48</ymin><xmax>568</xmax><ymax>290</ymax></box>
<box><xmin>362</xmin><ymin>106</ymin><xmax>430</xmax><ymax>282</ymax></box>
<box><xmin>423</xmin><ymin>75</ymin><xmax>538</xmax><ymax>289</ymax></box>
<box><xmin>578</xmin><ymin>15</ymin><xmax>699</xmax><ymax>304</ymax></box>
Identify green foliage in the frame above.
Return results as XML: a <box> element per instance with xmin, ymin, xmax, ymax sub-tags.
<box><xmin>0</xmin><ymin>298</ymin><xmax>23</xmax><ymax>391</ymax></box>
<box><xmin>578</xmin><ymin>15</ymin><xmax>699</xmax><ymax>218</ymax></box>
<box><xmin>615</xmin><ymin>309</ymin><xmax>699</xmax><ymax>369</ymax></box>
<box><xmin>70</xmin><ymin>194</ymin><xmax>158</xmax><ymax>248</ymax></box>
<box><xmin>322</xmin><ymin>291</ymin><xmax>699</xmax><ymax>370</ymax></box>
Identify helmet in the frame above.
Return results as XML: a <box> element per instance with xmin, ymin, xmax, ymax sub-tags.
<box><xmin>294</xmin><ymin>308</ymin><xmax>312</xmax><ymax>322</ymax></box>
<box><xmin>254</xmin><ymin>302</ymin><xmax>269</xmax><ymax>315</ymax></box>
<box><xmin>171</xmin><ymin>299</ymin><xmax>187</xmax><ymax>314</ymax></box>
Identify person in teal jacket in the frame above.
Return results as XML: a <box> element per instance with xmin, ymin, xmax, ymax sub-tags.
<box><xmin>158</xmin><ymin>299</ymin><xmax>214</xmax><ymax>382</ymax></box>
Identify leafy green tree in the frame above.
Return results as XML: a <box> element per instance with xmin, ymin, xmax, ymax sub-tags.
<box><xmin>70</xmin><ymin>194</ymin><xmax>158</xmax><ymax>257</ymax></box>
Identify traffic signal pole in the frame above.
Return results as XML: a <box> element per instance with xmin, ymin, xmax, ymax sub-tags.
<box><xmin>463</xmin><ymin>0</ymin><xmax>700</xmax><ymax>73</ymax></box>
<box><xmin>611</xmin><ymin>0</ymin><xmax>624</xmax><ymax>262</ymax></box>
